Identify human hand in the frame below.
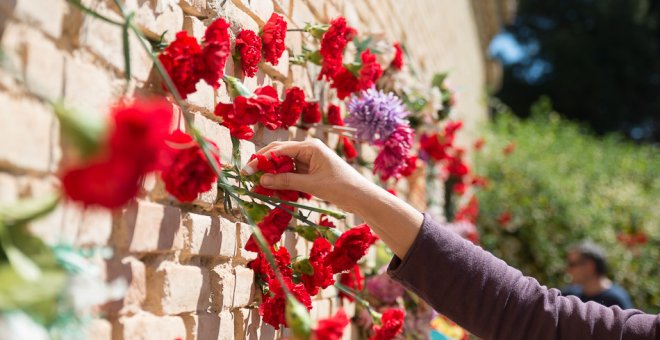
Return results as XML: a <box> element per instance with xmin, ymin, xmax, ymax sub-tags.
<box><xmin>242</xmin><ymin>139</ymin><xmax>373</xmax><ymax>211</ymax></box>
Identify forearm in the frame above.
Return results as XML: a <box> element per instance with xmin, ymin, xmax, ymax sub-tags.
<box><xmin>388</xmin><ymin>214</ymin><xmax>659</xmax><ymax>340</ymax></box>
<box><xmin>348</xmin><ymin>180</ymin><xmax>423</xmax><ymax>259</ymax></box>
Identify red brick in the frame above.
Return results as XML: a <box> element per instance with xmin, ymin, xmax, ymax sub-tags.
<box><xmin>117</xmin><ymin>201</ymin><xmax>185</xmax><ymax>253</ymax></box>
<box><xmin>130</xmin><ymin>0</ymin><xmax>184</xmax><ymax>43</ymax></box>
<box><xmin>120</xmin><ymin>312</ymin><xmax>186</xmax><ymax>340</ymax></box>
<box><xmin>183</xmin><ymin>213</ymin><xmax>236</xmax><ymax>257</ymax></box>
<box><xmin>148</xmin><ymin>261</ymin><xmax>210</xmax><ymax>315</ymax></box>
<box><xmin>191</xmin><ymin>113</ymin><xmax>233</xmax><ymax>167</ymax></box>
<box><xmin>251</xmin><ymin>124</ymin><xmax>290</xmax><ymax>150</ymax></box>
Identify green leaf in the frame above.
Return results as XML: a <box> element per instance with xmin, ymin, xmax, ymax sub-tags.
<box><xmin>3</xmin><ymin>244</ymin><xmax>41</xmax><ymax>281</ymax></box>
<box><xmin>293</xmin><ymin>258</ymin><xmax>314</xmax><ymax>276</ymax></box>
<box><xmin>54</xmin><ymin>102</ymin><xmax>107</xmax><ymax>158</ymax></box>
<box><xmin>223</xmin><ymin>75</ymin><xmax>255</xmax><ymax>98</ymax></box>
<box><xmin>0</xmin><ymin>192</ymin><xmax>60</xmax><ymax>227</ymax></box>
<box><xmin>285</xmin><ymin>295</ymin><xmax>312</xmax><ymax>339</ymax></box>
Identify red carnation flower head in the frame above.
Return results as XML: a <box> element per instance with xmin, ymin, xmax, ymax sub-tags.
<box><xmin>302</xmin><ymin>101</ymin><xmax>322</xmax><ymax>125</ymax></box>
<box><xmin>214</xmin><ymin>85</ymin><xmax>281</xmax><ymax>139</ymax></box>
<box><xmin>280</xmin><ymin>87</ymin><xmax>306</xmax><ymax>128</ymax></box>
<box><xmin>248</xmin><ymin>246</ymin><xmax>293</xmax><ymax>282</ymax></box>
<box><xmin>443</xmin><ymin>120</ymin><xmax>463</xmax><ymax>140</ymax></box>
<box><xmin>301</xmin><ymin>237</ymin><xmax>335</xmax><ymax>295</ymax></box>
<box><xmin>318</xmin><ymin>17</ymin><xmax>357</xmax><ymax>81</ymax></box>
<box><xmin>503</xmin><ymin>142</ymin><xmax>516</xmax><ymax>155</ymax></box>
<box><xmin>369</xmin><ymin>308</ymin><xmax>405</xmax><ymax>340</ymax></box>
<box><xmin>235</xmin><ymin>29</ymin><xmax>262</xmax><ymax>78</ymax></box>
<box><xmin>260</xmin><ymin>277</ymin><xmax>311</xmax><ymax>330</ymax></box>
<box><xmin>160</xmin><ymin>130</ymin><xmax>220</xmax><ymax>202</ymax></box>
<box><xmin>331</xmin><ymin>49</ymin><xmax>383</xmax><ymax>99</ymax></box>
<box><xmin>338</xmin><ymin>265</ymin><xmax>364</xmax><ymax>301</ymax></box>
<box><xmin>261</xmin><ymin>13</ymin><xmax>287</xmax><ymax>65</ymax></box>
<box><xmin>62</xmin><ymin>98</ymin><xmax>173</xmax><ymax>208</ymax></box>
<box><xmin>357</xmin><ymin>49</ymin><xmax>383</xmax><ymax>90</ymax></box>
<box><xmin>390</xmin><ymin>42</ymin><xmax>404</xmax><ymax>70</ymax></box>
<box><xmin>399</xmin><ymin>155</ymin><xmax>418</xmax><ymax>177</ymax></box>
<box><xmin>245</xmin><ymin>206</ymin><xmax>294</xmax><ymax>252</ymax></box>
<box><xmin>474</xmin><ymin>137</ymin><xmax>486</xmax><ymax>151</ymax></box>
<box><xmin>497</xmin><ymin>211</ymin><xmax>512</xmax><ymax>227</ymax></box>
<box><xmin>109</xmin><ymin>98</ymin><xmax>173</xmax><ymax>172</ymax></box>
<box><xmin>158</xmin><ymin>31</ymin><xmax>203</xmax><ymax>99</ymax></box>
<box><xmin>312</xmin><ymin>309</ymin><xmax>350</xmax><ymax>340</ymax></box>
<box><xmin>419</xmin><ymin>133</ymin><xmax>451</xmax><ymax>162</ymax></box>
<box><xmin>200</xmin><ymin>18</ymin><xmax>231</xmax><ymax>89</ymax></box>
<box><xmin>326</xmin><ymin>224</ymin><xmax>378</xmax><ymax>273</ymax></box>
<box><xmin>249</xmin><ymin>153</ymin><xmax>304</xmax><ymax>201</ymax></box>
<box><xmin>327</xmin><ymin>104</ymin><xmax>344</xmax><ymax>126</ymax></box>
<box><xmin>339</xmin><ymin>136</ymin><xmax>358</xmax><ymax>161</ymax></box>
<box><xmin>445</xmin><ymin>154</ymin><xmax>469</xmax><ymax>179</ymax></box>
<box><xmin>455</xmin><ymin>195</ymin><xmax>479</xmax><ymax>224</ymax></box>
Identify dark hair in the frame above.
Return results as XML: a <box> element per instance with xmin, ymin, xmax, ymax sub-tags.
<box><xmin>569</xmin><ymin>241</ymin><xmax>608</xmax><ymax>276</ymax></box>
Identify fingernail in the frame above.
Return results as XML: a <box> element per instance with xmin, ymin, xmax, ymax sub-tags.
<box><xmin>261</xmin><ymin>174</ymin><xmax>274</xmax><ymax>186</ymax></box>
<box><xmin>241</xmin><ymin>164</ymin><xmax>255</xmax><ymax>176</ymax></box>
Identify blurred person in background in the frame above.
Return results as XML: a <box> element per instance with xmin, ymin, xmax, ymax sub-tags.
<box><xmin>562</xmin><ymin>241</ymin><xmax>633</xmax><ymax>309</ymax></box>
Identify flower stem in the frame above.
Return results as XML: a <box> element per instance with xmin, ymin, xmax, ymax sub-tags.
<box><xmin>335</xmin><ymin>283</ymin><xmax>381</xmax><ymax>321</ymax></box>
<box><xmin>219</xmin><ymin>183</ymin><xmax>345</xmax><ymax>219</ymax></box>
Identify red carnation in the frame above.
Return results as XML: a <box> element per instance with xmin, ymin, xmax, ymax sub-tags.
<box><xmin>158</xmin><ymin>31</ymin><xmax>203</xmax><ymax>99</ymax></box>
<box><xmin>318</xmin><ymin>215</ymin><xmax>337</xmax><ymax>228</ymax></box>
<box><xmin>338</xmin><ymin>265</ymin><xmax>364</xmax><ymax>302</ymax></box>
<box><xmin>503</xmin><ymin>142</ymin><xmax>516</xmax><ymax>155</ymax></box>
<box><xmin>248</xmin><ymin>246</ymin><xmax>293</xmax><ymax>282</ymax></box>
<box><xmin>214</xmin><ymin>85</ymin><xmax>281</xmax><ymax>139</ymax></box>
<box><xmin>319</xmin><ymin>17</ymin><xmax>356</xmax><ymax>81</ymax></box>
<box><xmin>301</xmin><ymin>237</ymin><xmax>335</xmax><ymax>295</ymax></box>
<box><xmin>302</xmin><ymin>101</ymin><xmax>322</xmax><ymax>125</ymax></box>
<box><xmin>327</xmin><ymin>104</ymin><xmax>344</xmax><ymax>125</ymax></box>
<box><xmin>313</xmin><ymin>309</ymin><xmax>350</xmax><ymax>340</ymax></box>
<box><xmin>62</xmin><ymin>98</ymin><xmax>172</xmax><ymax>208</ymax></box>
<box><xmin>280</xmin><ymin>87</ymin><xmax>306</xmax><ymax>128</ymax></box>
<box><xmin>474</xmin><ymin>137</ymin><xmax>486</xmax><ymax>151</ymax></box>
<box><xmin>109</xmin><ymin>98</ymin><xmax>173</xmax><ymax>172</ymax></box>
<box><xmin>369</xmin><ymin>308</ymin><xmax>405</xmax><ymax>340</ymax></box>
<box><xmin>357</xmin><ymin>49</ymin><xmax>383</xmax><ymax>90</ymax></box>
<box><xmin>399</xmin><ymin>155</ymin><xmax>418</xmax><ymax>177</ymax></box>
<box><xmin>419</xmin><ymin>133</ymin><xmax>451</xmax><ymax>162</ymax></box>
<box><xmin>340</xmin><ymin>136</ymin><xmax>358</xmax><ymax>161</ymax></box>
<box><xmin>446</xmin><ymin>154</ymin><xmax>469</xmax><ymax>179</ymax></box>
<box><xmin>326</xmin><ymin>224</ymin><xmax>378</xmax><ymax>273</ymax></box>
<box><xmin>160</xmin><ymin>131</ymin><xmax>220</xmax><ymax>202</ymax></box>
<box><xmin>62</xmin><ymin>158</ymin><xmax>142</xmax><ymax>209</ymax></box>
<box><xmin>444</xmin><ymin>120</ymin><xmax>463</xmax><ymax>139</ymax></box>
<box><xmin>260</xmin><ymin>277</ymin><xmax>311</xmax><ymax>330</ymax></box>
<box><xmin>455</xmin><ymin>195</ymin><xmax>479</xmax><ymax>224</ymax></box>
<box><xmin>390</xmin><ymin>42</ymin><xmax>404</xmax><ymax>70</ymax></box>
<box><xmin>261</xmin><ymin>13</ymin><xmax>287</xmax><ymax>65</ymax></box>
<box><xmin>497</xmin><ymin>211</ymin><xmax>512</xmax><ymax>227</ymax></box>
<box><xmin>331</xmin><ymin>49</ymin><xmax>383</xmax><ymax>99</ymax></box>
<box><xmin>235</xmin><ymin>29</ymin><xmax>262</xmax><ymax>78</ymax></box>
<box><xmin>245</xmin><ymin>206</ymin><xmax>293</xmax><ymax>252</ymax></box>
<box><xmin>249</xmin><ymin>153</ymin><xmax>303</xmax><ymax>201</ymax></box>
<box><xmin>200</xmin><ymin>18</ymin><xmax>231</xmax><ymax>89</ymax></box>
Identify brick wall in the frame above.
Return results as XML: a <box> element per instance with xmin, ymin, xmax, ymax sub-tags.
<box><xmin>0</xmin><ymin>0</ymin><xmax>489</xmax><ymax>339</ymax></box>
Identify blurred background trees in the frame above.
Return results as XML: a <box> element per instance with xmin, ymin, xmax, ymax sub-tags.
<box><xmin>492</xmin><ymin>0</ymin><xmax>660</xmax><ymax>142</ymax></box>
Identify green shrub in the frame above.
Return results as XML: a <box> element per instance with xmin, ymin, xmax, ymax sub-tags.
<box><xmin>476</xmin><ymin>97</ymin><xmax>660</xmax><ymax>313</ymax></box>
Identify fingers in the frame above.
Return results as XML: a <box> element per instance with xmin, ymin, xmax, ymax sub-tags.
<box><xmin>242</xmin><ymin>140</ymin><xmax>320</xmax><ymax>175</ymax></box>
<box><xmin>260</xmin><ymin>172</ymin><xmax>311</xmax><ymax>192</ymax></box>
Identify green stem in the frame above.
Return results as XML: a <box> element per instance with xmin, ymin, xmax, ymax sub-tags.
<box><xmin>335</xmin><ymin>283</ymin><xmax>379</xmax><ymax>317</ymax></box>
<box><xmin>220</xmin><ymin>183</ymin><xmax>345</xmax><ymax>219</ymax></box>
<box><xmin>66</xmin><ymin>0</ymin><xmax>124</xmax><ymax>26</ymax></box>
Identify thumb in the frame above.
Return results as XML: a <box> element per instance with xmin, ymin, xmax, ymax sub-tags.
<box><xmin>260</xmin><ymin>172</ymin><xmax>310</xmax><ymax>192</ymax></box>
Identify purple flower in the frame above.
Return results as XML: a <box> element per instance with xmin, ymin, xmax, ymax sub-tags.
<box><xmin>373</xmin><ymin>125</ymin><xmax>414</xmax><ymax>181</ymax></box>
<box><xmin>346</xmin><ymin>88</ymin><xmax>409</xmax><ymax>143</ymax></box>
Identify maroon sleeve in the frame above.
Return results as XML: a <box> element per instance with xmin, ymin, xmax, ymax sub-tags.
<box><xmin>387</xmin><ymin>213</ymin><xmax>659</xmax><ymax>340</ymax></box>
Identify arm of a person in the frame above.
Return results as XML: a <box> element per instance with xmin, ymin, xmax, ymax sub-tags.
<box><xmin>247</xmin><ymin>140</ymin><xmax>659</xmax><ymax>340</ymax></box>
<box><xmin>387</xmin><ymin>213</ymin><xmax>659</xmax><ymax>340</ymax></box>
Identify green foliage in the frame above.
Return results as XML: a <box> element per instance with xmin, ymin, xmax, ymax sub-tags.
<box><xmin>476</xmin><ymin>97</ymin><xmax>660</xmax><ymax>313</ymax></box>
<box><xmin>498</xmin><ymin>0</ymin><xmax>660</xmax><ymax>141</ymax></box>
